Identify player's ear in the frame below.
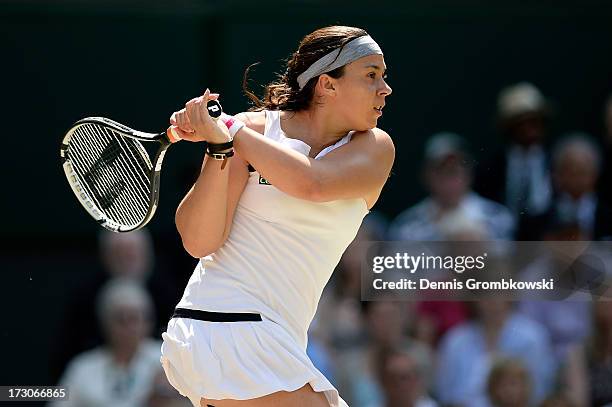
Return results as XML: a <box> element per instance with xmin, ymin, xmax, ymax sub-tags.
<box><xmin>317</xmin><ymin>74</ymin><xmax>337</xmax><ymax>96</ymax></box>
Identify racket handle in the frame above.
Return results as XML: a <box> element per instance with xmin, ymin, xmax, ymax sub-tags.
<box><xmin>207</xmin><ymin>99</ymin><xmax>223</xmax><ymax>119</ymax></box>
<box><xmin>166</xmin><ymin>126</ymin><xmax>183</xmax><ymax>143</ymax></box>
<box><xmin>166</xmin><ymin>100</ymin><xmax>223</xmax><ymax>143</ymax></box>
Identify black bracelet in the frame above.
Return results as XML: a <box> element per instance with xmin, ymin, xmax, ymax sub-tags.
<box><xmin>206</xmin><ymin>149</ymin><xmax>234</xmax><ymax>160</ymax></box>
<box><xmin>207</xmin><ymin>140</ymin><xmax>234</xmax><ymax>153</ymax></box>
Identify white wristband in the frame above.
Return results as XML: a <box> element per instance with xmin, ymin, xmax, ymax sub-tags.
<box><xmin>219</xmin><ymin>113</ymin><xmax>245</xmax><ymax>138</ymax></box>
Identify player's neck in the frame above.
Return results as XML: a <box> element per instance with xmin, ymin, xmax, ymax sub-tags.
<box><xmin>280</xmin><ymin>109</ymin><xmax>349</xmax><ymax>154</ymax></box>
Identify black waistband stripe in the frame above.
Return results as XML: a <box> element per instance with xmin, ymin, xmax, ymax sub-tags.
<box><xmin>172</xmin><ymin>307</ymin><xmax>262</xmax><ymax>322</ymax></box>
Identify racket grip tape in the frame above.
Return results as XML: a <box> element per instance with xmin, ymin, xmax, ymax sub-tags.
<box><xmin>165</xmin><ymin>126</ymin><xmax>179</xmax><ymax>143</ymax></box>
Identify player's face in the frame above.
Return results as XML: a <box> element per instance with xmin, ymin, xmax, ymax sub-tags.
<box><xmin>333</xmin><ymin>54</ymin><xmax>392</xmax><ymax>130</ymax></box>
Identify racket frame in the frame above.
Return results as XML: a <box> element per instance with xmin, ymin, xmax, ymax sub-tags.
<box><xmin>60</xmin><ymin>99</ymin><xmax>222</xmax><ymax>232</ymax></box>
<box><xmin>60</xmin><ymin>117</ymin><xmax>170</xmax><ymax>232</ymax></box>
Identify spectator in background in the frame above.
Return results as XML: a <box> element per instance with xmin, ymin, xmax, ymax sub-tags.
<box><xmin>547</xmin><ymin>133</ymin><xmax>612</xmax><ymax>240</ymax></box>
<box><xmin>146</xmin><ymin>368</ymin><xmax>192</xmax><ymax>407</ymax></box>
<box><xmin>563</xmin><ymin>286</ymin><xmax>612</xmax><ymax>407</ymax></box>
<box><xmin>308</xmin><ymin>212</ymin><xmax>390</xmax><ymax>386</ymax></box>
<box><xmin>538</xmin><ymin>395</ymin><xmax>577</xmax><ymax>407</ymax></box>
<box><xmin>336</xmin><ymin>299</ymin><xmax>432</xmax><ymax>407</ymax></box>
<box><xmin>596</xmin><ymin>94</ymin><xmax>612</xmax><ymax>207</ymax></box>
<box><xmin>518</xmin><ymin>218</ymin><xmax>596</xmax><ymax>361</ymax></box>
<box><xmin>313</xmin><ymin>211</ymin><xmax>389</xmax><ymax>351</ymax></box>
<box><xmin>372</xmin><ymin>348</ymin><xmax>438</xmax><ymax>407</ymax></box>
<box><xmin>98</xmin><ymin>229</ymin><xmax>179</xmax><ymax>332</ymax></box>
<box><xmin>410</xmin><ymin>214</ymin><xmax>494</xmax><ymax>348</ymax></box>
<box><xmin>435</xmin><ymin>299</ymin><xmax>556</xmax><ymax>406</ymax></box>
<box><xmin>51</xmin><ymin>229</ymin><xmax>178</xmax><ymax>383</ymax></box>
<box><xmin>486</xmin><ymin>358</ymin><xmax>533</xmax><ymax>407</ymax></box>
<box><xmin>50</xmin><ymin>278</ymin><xmax>162</xmax><ymax>407</ymax></box>
<box><xmin>474</xmin><ymin>82</ymin><xmax>553</xmax><ymax>240</ymax></box>
<box><xmin>595</xmin><ymin>94</ymin><xmax>612</xmax><ymax>240</ymax></box>
<box><xmin>389</xmin><ymin>132</ymin><xmax>515</xmax><ymax>241</ymax></box>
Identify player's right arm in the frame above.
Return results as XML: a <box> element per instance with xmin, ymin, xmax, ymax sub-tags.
<box><xmin>174</xmin><ymin>109</ymin><xmax>263</xmax><ymax>258</ymax></box>
<box><xmin>175</xmin><ymin>153</ymin><xmax>246</xmax><ymax>258</ymax></box>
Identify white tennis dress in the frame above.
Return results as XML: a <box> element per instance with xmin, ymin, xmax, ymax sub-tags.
<box><xmin>161</xmin><ymin>110</ymin><xmax>369</xmax><ymax>407</ymax></box>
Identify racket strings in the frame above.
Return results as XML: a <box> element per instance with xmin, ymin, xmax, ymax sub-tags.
<box><xmin>71</xmin><ymin>129</ymin><xmax>143</xmax><ymax>227</ymax></box>
<box><xmin>82</xmin><ymin>125</ymin><xmax>151</xmax><ymax>223</ymax></box>
<box><xmin>73</xmin><ymin>126</ymin><xmax>149</xmax><ymax>226</ymax></box>
<box><xmin>81</xmin><ymin>139</ymin><xmax>126</xmax><ymax>208</ymax></box>
<box><xmin>68</xmin><ymin>123</ymin><xmax>153</xmax><ymax>227</ymax></box>
<box><xmin>71</xmin><ymin>129</ymin><xmax>135</xmax><ymax>217</ymax></box>
<box><xmin>89</xmin><ymin>126</ymin><xmax>152</xmax><ymax>203</ymax></box>
<box><xmin>70</xmin><ymin>132</ymin><xmax>138</xmax><ymax>226</ymax></box>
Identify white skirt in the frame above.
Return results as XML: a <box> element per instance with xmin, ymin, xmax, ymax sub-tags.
<box><xmin>160</xmin><ymin>316</ymin><xmax>348</xmax><ymax>407</ymax></box>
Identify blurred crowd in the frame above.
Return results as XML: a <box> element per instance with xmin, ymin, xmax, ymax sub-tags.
<box><xmin>49</xmin><ymin>83</ymin><xmax>612</xmax><ymax>407</ymax></box>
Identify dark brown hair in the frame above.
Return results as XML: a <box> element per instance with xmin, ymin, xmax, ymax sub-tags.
<box><xmin>243</xmin><ymin>26</ymin><xmax>368</xmax><ymax>112</ymax></box>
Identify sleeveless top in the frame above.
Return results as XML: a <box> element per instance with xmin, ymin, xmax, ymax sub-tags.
<box><xmin>176</xmin><ymin>110</ymin><xmax>369</xmax><ymax>348</ymax></box>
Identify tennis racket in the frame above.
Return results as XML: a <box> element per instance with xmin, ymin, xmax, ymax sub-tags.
<box><xmin>60</xmin><ymin>100</ymin><xmax>223</xmax><ymax>232</ymax></box>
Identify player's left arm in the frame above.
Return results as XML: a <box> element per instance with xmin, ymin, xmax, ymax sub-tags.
<box><xmin>305</xmin><ymin>128</ymin><xmax>394</xmax><ymax>202</ymax></box>
<box><xmin>234</xmin><ymin>126</ymin><xmax>394</xmax><ymax>203</ymax></box>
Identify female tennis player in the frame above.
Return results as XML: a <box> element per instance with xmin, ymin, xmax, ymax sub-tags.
<box><xmin>160</xmin><ymin>26</ymin><xmax>394</xmax><ymax>407</ymax></box>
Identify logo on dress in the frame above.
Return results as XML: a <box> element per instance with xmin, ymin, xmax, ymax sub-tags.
<box><xmin>258</xmin><ymin>175</ymin><xmax>271</xmax><ymax>185</ymax></box>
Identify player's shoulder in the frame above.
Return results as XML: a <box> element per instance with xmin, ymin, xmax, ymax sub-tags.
<box><xmin>351</xmin><ymin>127</ymin><xmax>395</xmax><ymax>158</ymax></box>
<box><xmin>352</xmin><ymin>127</ymin><xmax>393</xmax><ymax>144</ymax></box>
<box><xmin>235</xmin><ymin>111</ymin><xmax>266</xmax><ymax>134</ymax></box>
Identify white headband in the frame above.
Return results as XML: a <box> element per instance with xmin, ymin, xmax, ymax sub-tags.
<box><xmin>296</xmin><ymin>35</ymin><xmax>383</xmax><ymax>90</ymax></box>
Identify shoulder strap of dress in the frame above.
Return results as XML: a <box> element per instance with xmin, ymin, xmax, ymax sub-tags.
<box><xmin>263</xmin><ymin>110</ymin><xmax>283</xmax><ymax>141</ymax></box>
<box><xmin>314</xmin><ymin>131</ymin><xmax>355</xmax><ymax>159</ymax></box>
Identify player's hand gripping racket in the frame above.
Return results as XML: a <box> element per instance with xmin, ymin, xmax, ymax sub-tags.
<box><xmin>60</xmin><ymin>100</ymin><xmax>223</xmax><ymax>232</ymax></box>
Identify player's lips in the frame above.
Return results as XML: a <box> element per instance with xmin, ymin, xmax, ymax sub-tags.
<box><xmin>373</xmin><ymin>105</ymin><xmax>384</xmax><ymax>116</ymax></box>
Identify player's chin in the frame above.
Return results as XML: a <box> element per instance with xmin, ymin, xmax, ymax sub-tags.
<box><xmin>353</xmin><ymin>123</ymin><xmax>375</xmax><ymax>132</ymax></box>
<box><xmin>351</xmin><ymin>113</ymin><xmax>379</xmax><ymax>131</ymax></box>
<box><xmin>365</xmin><ymin>116</ymin><xmax>380</xmax><ymax>130</ymax></box>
